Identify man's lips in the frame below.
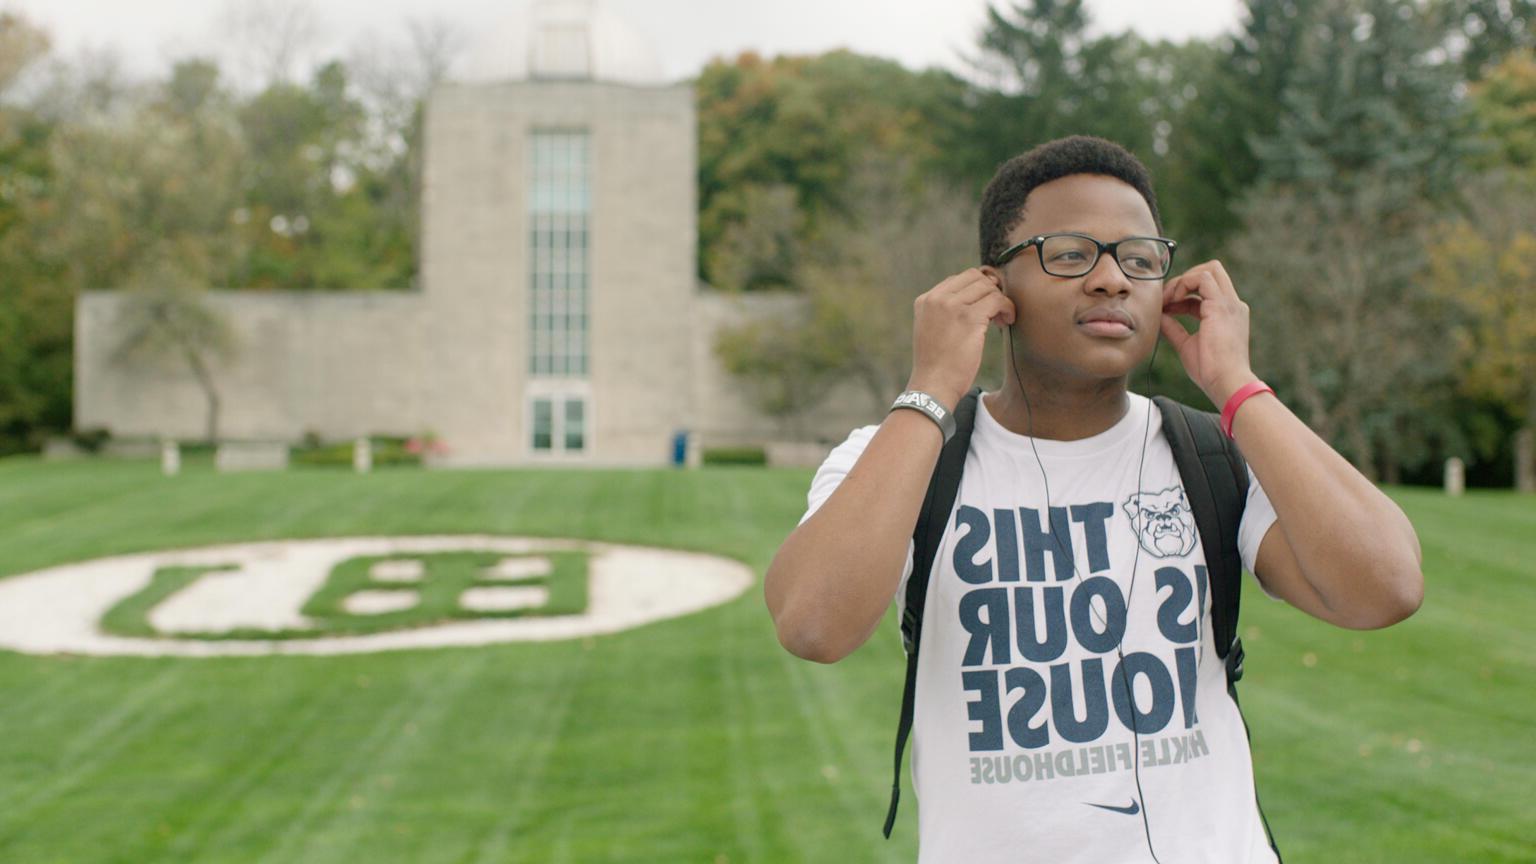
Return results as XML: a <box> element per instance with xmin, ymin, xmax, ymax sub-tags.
<box><xmin>1077</xmin><ymin>308</ymin><xmax>1135</xmax><ymax>338</ymax></box>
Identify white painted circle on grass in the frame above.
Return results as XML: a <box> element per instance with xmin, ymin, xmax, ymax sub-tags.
<box><xmin>0</xmin><ymin>536</ymin><xmax>754</xmax><ymax>657</ymax></box>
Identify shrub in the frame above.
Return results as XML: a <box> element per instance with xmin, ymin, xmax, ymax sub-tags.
<box><xmin>702</xmin><ymin>446</ymin><xmax>767</xmax><ymax>466</ymax></box>
<box><xmin>72</xmin><ymin>427</ymin><xmax>111</xmax><ymax>453</ymax></box>
<box><xmin>290</xmin><ymin>436</ymin><xmax>422</xmax><ymax>468</ymax></box>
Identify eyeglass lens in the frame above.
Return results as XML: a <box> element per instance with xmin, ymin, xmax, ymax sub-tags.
<box><xmin>1040</xmin><ymin>235</ymin><xmax>1169</xmax><ymax>279</ymax></box>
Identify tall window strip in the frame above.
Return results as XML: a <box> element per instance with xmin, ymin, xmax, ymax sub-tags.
<box><xmin>528</xmin><ymin>130</ymin><xmax>590</xmax><ymax>377</ymax></box>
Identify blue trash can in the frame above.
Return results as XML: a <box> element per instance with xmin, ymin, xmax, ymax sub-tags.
<box><xmin>671</xmin><ymin>430</ymin><xmax>689</xmax><ymax>467</ymax></box>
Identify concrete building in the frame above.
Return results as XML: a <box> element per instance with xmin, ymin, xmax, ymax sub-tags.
<box><xmin>73</xmin><ymin>1</ymin><xmax>872</xmax><ymax>466</ymax></box>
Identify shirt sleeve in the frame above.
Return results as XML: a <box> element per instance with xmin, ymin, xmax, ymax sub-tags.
<box><xmin>1236</xmin><ymin>465</ymin><xmax>1282</xmax><ymax>599</ymax></box>
<box><xmin>799</xmin><ymin>425</ymin><xmax>916</xmax><ymax>583</ymax></box>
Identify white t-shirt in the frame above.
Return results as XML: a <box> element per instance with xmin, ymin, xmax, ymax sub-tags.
<box><xmin>802</xmin><ymin>393</ymin><xmax>1282</xmax><ymax>863</ymax></box>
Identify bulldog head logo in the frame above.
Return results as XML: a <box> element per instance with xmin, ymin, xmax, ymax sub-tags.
<box><xmin>1123</xmin><ymin>487</ymin><xmax>1198</xmax><ymax>559</ymax></box>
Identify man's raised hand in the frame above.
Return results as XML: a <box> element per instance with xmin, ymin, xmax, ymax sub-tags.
<box><xmin>906</xmin><ymin>268</ymin><xmax>1015</xmax><ymax>409</ymax></box>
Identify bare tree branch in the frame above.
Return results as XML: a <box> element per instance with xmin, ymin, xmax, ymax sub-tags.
<box><xmin>218</xmin><ymin>0</ymin><xmax>324</xmax><ymax>87</ymax></box>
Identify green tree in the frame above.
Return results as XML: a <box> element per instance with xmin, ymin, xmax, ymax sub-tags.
<box><xmin>696</xmin><ymin>50</ymin><xmax>970</xmax><ymax>288</ymax></box>
<box><xmin>959</xmin><ymin>0</ymin><xmax>1165</xmax><ymax>179</ymax></box>
<box><xmin>219</xmin><ymin>57</ymin><xmax>423</xmax><ymax>293</ymax></box>
<box><xmin>960</xmin><ymin>2</ymin><xmax>1228</xmax><ymax>262</ymax></box>
<box><xmin>705</xmin><ymin>183</ymin><xmax>803</xmax><ymax>293</ymax></box>
<box><xmin>1426</xmin><ymin>170</ymin><xmax>1536</xmax><ymax>491</ymax></box>
<box><xmin>1230</xmin><ymin>0</ymin><xmax>1477</xmax><ymax>480</ymax></box>
<box><xmin>0</xmin><ymin>13</ymin><xmax>70</xmax><ymax>453</ymax></box>
<box><xmin>1156</xmin><ymin>0</ymin><xmax>1322</xmax><ymax>258</ymax></box>
<box><xmin>41</xmin><ymin>58</ymin><xmax>246</xmax><ymax>297</ymax></box>
<box><xmin>1</xmin><ymin>19</ymin><xmax>435</xmax><ymax>453</ymax></box>
<box><xmin>346</xmin><ymin>18</ymin><xmax>464</xmax><ymax>294</ymax></box>
<box><xmin>714</xmin><ymin>310</ymin><xmax>844</xmax><ymax>434</ymax></box>
<box><xmin>1469</xmin><ymin>49</ymin><xmax>1536</xmax><ymax>173</ymax></box>
<box><xmin>1230</xmin><ymin>177</ymin><xmax>1451</xmax><ymax>482</ymax></box>
<box><xmin>19</xmin><ymin>56</ymin><xmax>247</xmax><ymax>449</ymax></box>
<box><xmin>1168</xmin><ymin>0</ymin><xmax>1508</xmax><ymax>259</ymax></box>
<box><xmin>233</xmin><ymin>61</ymin><xmax>372</xmax><ymax>289</ymax></box>
<box><xmin>715</xmin><ymin>155</ymin><xmax>981</xmax><ymax>421</ymax></box>
<box><xmin>1429</xmin><ymin>0</ymin><xmax>1536</xmax><ymax>80</ymax></box>
<box><xmin>1252</xmin><ymin>0</ymin><xmax>1474</xmax><ymax>201</ymax></box>
<box><xmin>112</xmin><ymin>256</ymin><xmax>237</xmax><ymax>444</ymax></box>
<box><xmin>793</xmin><ymin>157</ymin><xmax>980</xmax><ymax>413</ymax></box>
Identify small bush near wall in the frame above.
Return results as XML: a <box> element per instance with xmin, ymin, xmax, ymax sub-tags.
<box><xmin>71</xmin><ymin>428</ymin><xmax>111</xmax><ymax>453</ymax></box>
<box><xmin>701</xmin><ymin>446</ymin><xmax>767</xmax><ymax>466</ymax></box>
<box><xmin>291</xmin><ymin>437</ymin><xmax>422</xmax><ymax>468</ymax></box>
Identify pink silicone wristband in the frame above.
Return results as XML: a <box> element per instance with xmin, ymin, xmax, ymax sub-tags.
<box><xmin>1220</xmin><ymin>381</ymin><xmax>1273</xmax><ymax>439</ymax></box>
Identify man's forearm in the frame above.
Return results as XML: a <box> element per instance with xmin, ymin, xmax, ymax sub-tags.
<box><xmin>1229</xmin><ymin>391</ymin><xmax>1424</xmax><ymax>624</ymax></box>
<box><xmin>764</xmin><ymin>408</ymin><xmax>944</xmax><ymax>663</ymax></box>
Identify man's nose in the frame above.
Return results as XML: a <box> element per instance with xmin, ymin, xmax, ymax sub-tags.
<box><xmin>1083</xmin><ymin>251</ymin><xmax>1132</xmax><ymax>296</ymax></box>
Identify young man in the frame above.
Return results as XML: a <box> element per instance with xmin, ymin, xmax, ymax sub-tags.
<box><xmin>764</xmin><ymin>136</ymin><xmax>1423</xmax><ymax>862</ymax></box>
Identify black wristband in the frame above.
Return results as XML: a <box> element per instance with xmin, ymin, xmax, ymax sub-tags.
<box><xmin>890</xmin><ymin>391</ymin><xmax>956</xmax><ymax>443</ymax></box>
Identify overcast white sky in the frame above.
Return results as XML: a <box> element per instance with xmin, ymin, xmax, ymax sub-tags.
<box><xmin>5</xmin><ymin>0</ymin><xmax>1244</xmax><ymax>85</ymax></box>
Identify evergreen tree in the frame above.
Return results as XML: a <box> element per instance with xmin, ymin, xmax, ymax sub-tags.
<box><xmin>1158</xmin><ymin>0</ymin><xmax>1322</xmax><ymax>256</ymax></box>
<box><xmin>1253</xmin><ymin>0</ymin><xmax>1474</xmax><ymax>200</ymax></box>
<box><xmin>957</xmin><ymin>0</ymin><xmax>1166</xmax><ymax>189</ymax></box>
<box><xmin>1431</xmin><ymin>0</ymin><xmax>1536</xmax><ymax>80</ymax></box>
<box><xmin>1233</xmin><ymin>0</ymin><xmax>1475</xmax><ymax>479</ymax></box>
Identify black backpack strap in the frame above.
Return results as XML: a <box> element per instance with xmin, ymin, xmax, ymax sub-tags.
<box><xmin>1153</xmin><ymin>396</ymin><xmax>1248</xmax><ymax>679</ymax></box>
<box><xmin>1155</xmin><ymin>396</ymin><xmax>1282</xmax><ymax>860</ymax></box>
<box><xmin>883</xmin><ymin>386</ymin><xmax>981</xmax><ymax>839</ymax></box>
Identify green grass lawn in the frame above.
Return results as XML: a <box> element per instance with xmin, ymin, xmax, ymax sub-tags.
<box><xmin>0</xmin><ymin>457</ymin><xmax>1530</xmax><ymax>863</ymax></box>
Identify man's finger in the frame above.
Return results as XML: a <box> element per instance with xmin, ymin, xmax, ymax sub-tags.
<box><xmin>1164</xmin><ymin>272</ymin><xmax>1199</xmax><ymax>306</ymax></box>
<box><xmin>1159</xmin><ymin>313</ymin><xmax>1192</xmax><ymax>350</ymax></box>
<box><xmin>1163</xmin><ymin>298</ymin><xmax>1202</xmax><ymax>318</ymax></box>
<box><xmin>1185</xmin><ymin>263</ymin><xmax>1238</xmax><ymax>304</ymax></box>
<box><xmin>982</xmin><ymin>292</ymin><xmax>1016</xmax><ymax>326</ymax></box>
<box><xmin>953</xmin><ymin>274</ymin><xmax>1003</xmax><ymax>306</ymax></box>
<box><xmin>934</xmin><ymin>268</ymin><xmax>989</xmax><ymax>296</ymax></box>
<box><xmin>1203</xmin><ymin>260</ymin><xmax>1239</xmax><ymax>300</ymax></box>
<box><xmin>1177</xmin><ymin>271</ymin><xmax>1224</xmax><ymax>313</ymax></box>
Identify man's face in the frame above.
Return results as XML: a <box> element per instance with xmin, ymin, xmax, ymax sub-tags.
<box><xmin>984</xmin><ymin>174</ymin><xmax>1165</xmax><ymax>383</ymax></box>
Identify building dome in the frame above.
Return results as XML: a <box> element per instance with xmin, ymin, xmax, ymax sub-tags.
<box><xmin>456</xmin><ymin>0</ymin><xmax>669</xmax><ymax>86</ymax></box>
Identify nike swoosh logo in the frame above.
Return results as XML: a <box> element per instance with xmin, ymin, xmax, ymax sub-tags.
<box><xmin>1087</xmin><ymin>799</ymin><xmax>1141</xmax><ymax>816</ymax></box>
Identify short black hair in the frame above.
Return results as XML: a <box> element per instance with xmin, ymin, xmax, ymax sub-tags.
<box><xmin>978</xmin><ymin>135</ymin><xmax>1161</xmax><ymax>266</ymax></box>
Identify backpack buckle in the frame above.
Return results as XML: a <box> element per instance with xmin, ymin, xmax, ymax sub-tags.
<box><xmin>1224</xmin><ymin>635</ymin><xmax>1245</xmax><ymax>684</ymax></box>
<box><xmin>900</xmin><ymin>606</ymin><xmax>918</xmax><ymax>654</ymax></box>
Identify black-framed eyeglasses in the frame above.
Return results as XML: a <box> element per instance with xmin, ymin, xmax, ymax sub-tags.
<box><xmin>995</xmin><ymin>232</ymin><xmax>1178</xmax><ymax>280</ymax></box>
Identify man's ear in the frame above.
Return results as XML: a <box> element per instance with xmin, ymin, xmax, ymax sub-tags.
<box><xmin>978</xmin><ymin>265</ymin><xmax>1005</xmax><ymax>291</ymax></box>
